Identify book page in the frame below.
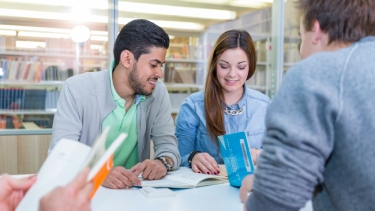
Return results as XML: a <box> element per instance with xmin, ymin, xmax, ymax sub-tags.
<box><xmin>140</xmin><ymin>178</ymin><xmax>192</xmax><ymax>188</ymax></box>
<box><xmin>137</xmin><ymin>170</ymin><xmax>227</xmax><ymax>188</ymax></box>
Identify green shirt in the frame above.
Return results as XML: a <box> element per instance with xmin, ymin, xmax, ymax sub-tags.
<box><xmin>103</xmin><ymin>65</ymin><xmax>145</xmax><ymax>169</ymax></box>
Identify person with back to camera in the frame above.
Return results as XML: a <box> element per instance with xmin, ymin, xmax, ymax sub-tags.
<box><xmin>243</xmin><ymin>0</ymin><xmax>375</xmax><ymax>210</ymax></box>
<box><xmin>176</xmin><ymin>29</ymin><xmax>271</xmax><ymax>175</ymax></box>
<box><xmin>50</xmin><ymin>19</ymin><xmax>181</xmax><ymax>189</ymax></box>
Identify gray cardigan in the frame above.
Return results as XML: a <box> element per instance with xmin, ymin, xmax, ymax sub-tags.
<box><xmin>49</xmin><ymin>70</ymin><xmax>181</xmax><ymax>169</ymax></box>
<box><xmin>247</xmin><ymin>36</ymin><xmax>375</xmax><ymax>210</ymax></box>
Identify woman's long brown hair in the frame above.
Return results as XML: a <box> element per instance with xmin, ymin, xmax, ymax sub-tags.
<box><xmin>204</xmin><ymin>29</ymin><xmax>257</xmax><ymax>145</ymax></box>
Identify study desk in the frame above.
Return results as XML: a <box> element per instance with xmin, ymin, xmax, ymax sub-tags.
<box><xmin>10</xmin><ymin>172</ymin><xmax>313</xmax><ymax>211</ymax></box>
<box><xmin>91</xmin><ymin>170</ymin><xmax>313</xmax><ymax>211</ymax></box>
<box><xmin>91</xmin><ymin>183</ymin><xmax>243</xmax><ymax>211</ymax></box>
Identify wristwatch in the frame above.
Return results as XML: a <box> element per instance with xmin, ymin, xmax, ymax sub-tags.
<box><xmin>157</xmin><ymin>156</ymin><xmax>173</xmax><ymax>171</ymax></box>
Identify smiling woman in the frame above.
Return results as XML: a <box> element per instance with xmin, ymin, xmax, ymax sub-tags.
<box><xmin>175</xmin><ymin>29</ymin><xmax>271</xmax><ymax>175</ymax></box>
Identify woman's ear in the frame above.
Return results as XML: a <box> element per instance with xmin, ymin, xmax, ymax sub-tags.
<box><xmin>120</xmin><ymin>50</ymin><xmax>134</xmax><ymax>68</ymax></box>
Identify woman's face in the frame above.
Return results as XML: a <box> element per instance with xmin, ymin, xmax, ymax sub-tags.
<box><xmin>216</xmin><ymin>47</ymin><xmax>249</xmax><ymax>95</ymax></box>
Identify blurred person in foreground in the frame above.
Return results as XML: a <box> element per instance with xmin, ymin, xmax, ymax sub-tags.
<box><xmin>0</xmin><ymin>168</ymin><xmax>92</xmax><ymax>211</ymax></box>
<box><xmin>242</xmin><ymin>0</ymin><xmax>375</xmax><ymax>210</ymax></box>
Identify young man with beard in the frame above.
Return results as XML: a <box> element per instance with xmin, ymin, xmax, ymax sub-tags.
<box><xmin>50</xmin><ymin>19</ymin><xmax>181</xmax><ymax>188</ymax></box>
<box><xmin>243</xmin><ymin>0</ymin><xmax>375</xmax><ymax>210</ymax></box>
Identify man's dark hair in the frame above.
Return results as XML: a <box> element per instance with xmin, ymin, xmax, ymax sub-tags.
<box><xmin>113</xmin><ymin>19</ymin><xmax>169</xmax><ymax>68</ymax></box>
<box><xmin>295</xmin><ymin>0</ymin><xmax>375</xmax><ymax>43</ymax></box>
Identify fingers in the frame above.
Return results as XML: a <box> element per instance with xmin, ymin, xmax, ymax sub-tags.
<box><xmin>67</xmin><ymin>167</ymin><xmax>90</xmax><ymax>191</ymax></box>
<box><xmin>250</xmin><ymin>148</ymin><xmax>262</xmax><ymax>165</ymax></box>
<box><xmin>4</xmin><ymin>174</ymin><xmax>37</xmax><ymax>191</ymax></box>
<box><xmin>130</xmin><ymin>162</ymin><xmax>146</xmax><ymax>177</ymax></box>
<box><xmin>103</xmin><ymin>167</ymin><xmax>140</xmax><ymax>189</ymax></box>
<box><xmin>76</xmin><ymin>183</ymin><xmax>93</xmax><ymax>210</ymax></box>
<box><xmin>239</xmin><ymin>185</ymin><xmax>250</xmax><ymax>203</ymax></box>
<box><xmin>121</xmin><ymin>170</ymin><xmax>141</xmax><ymax>187</ymax></box>
<box><xmin>192</xmin><ymin>153</ymin><xmax>220</xmax><ymax>175</ymax></box>
<box><xmin>131</xmin><ymin>160</ymin><xmax>167</xmax><ymax>180</ymax></box>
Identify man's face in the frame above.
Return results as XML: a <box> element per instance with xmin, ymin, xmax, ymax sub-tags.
<box><xmin>128</xmin><ymin>47</ymin><xmax>166</xmax><ymax>96</ymax></box>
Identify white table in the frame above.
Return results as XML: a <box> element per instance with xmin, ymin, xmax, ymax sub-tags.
<box><xmin>92</xmin><ymin>183</ymin><xmax>243</xmax><ymax>211</ymax></box>
<box><xmin>9</xmin><ymin>172</ymin><xmax>313</xmax><ymax>211</ymax></box>
<box><xmin>91</xmin><ymin>168</ymin><xmax>313</xmax><ymax>211</ymax></box>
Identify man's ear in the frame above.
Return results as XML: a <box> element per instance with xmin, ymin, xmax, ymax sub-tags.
<box><xmin>120</xmin><ymin>50</ymin><xmax>134</xmax><ymax>68</ymax></box>
<box><xmin>312</xmin><ymin>20</ymin><xmax>323</xmax><ymax>45</ymax></box>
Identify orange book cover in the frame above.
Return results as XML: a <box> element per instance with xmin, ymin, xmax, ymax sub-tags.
<box><xmin>15</xmin><ymin>127</ymin><xmax>127</xmax><ymax>210</ymax></box>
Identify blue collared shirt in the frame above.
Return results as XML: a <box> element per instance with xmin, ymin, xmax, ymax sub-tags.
<box><xmin>176</xmin><ymin>86</ymin><xmax>271</xmax><ymax>167</ymax></box>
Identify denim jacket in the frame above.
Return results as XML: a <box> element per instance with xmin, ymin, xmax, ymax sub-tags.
<box><xmin>176</xmin><ymin>86</ymin><xmax>271</xmax><ymax>167</ymax></box>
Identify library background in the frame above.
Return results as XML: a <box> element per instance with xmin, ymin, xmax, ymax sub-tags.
<box><xmin>0</xmin><ymin>0</ymin><xmax>300</xmax><ymax>174</ymax></box>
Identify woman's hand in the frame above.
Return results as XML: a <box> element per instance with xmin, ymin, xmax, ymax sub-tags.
<box><xmin>250</xmin><ymin>148</ymin><xmax>262</xmax><ymax>165</ymax></box>
<box><xmin>191</xmin><ymin>153</ymin><xmax>221</xmax><ymax>175</ymax></box>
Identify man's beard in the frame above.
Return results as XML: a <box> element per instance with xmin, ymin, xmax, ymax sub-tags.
<box><xmin>128</xmin><ymin>63</ymin><xmax>153</xmax><ymax>96</ymax></box>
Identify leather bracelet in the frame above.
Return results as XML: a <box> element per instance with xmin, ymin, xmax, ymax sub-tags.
<box><xmin>188</xmin><ymin>150</ymin><xmax>201</xmax><ymax>168</ymax></box>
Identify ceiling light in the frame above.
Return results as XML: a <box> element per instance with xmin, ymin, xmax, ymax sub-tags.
<box><xmin>18</xmin><ymin>31</ymin><xmax>70</xmax><ymax>39</ymax></box>
<box><xmin>2</xmin><ymin>0</ymin><xmax>236</xmax><ymax>20</ymax></box>
<box><xmin>71</xmin><ymin>25</ymin><xmax>91</xmax><ymax>43</ymax></box>
<box><xmin>0</xmin><ymin>25</ymin><xmax>71</xmax><ymax>33</ymax></box>
<box><xmin>1</xmin><ymin>0</ymin><xmax>106</xmax><ymax>9</ymax></box>
<box><xmin>0</xmin><ymin>30</ymin><xmax>16</xmax><ymax>36</ymax></box>
<box><xmin>0</xmin><ymin>8</ymin><xmax>107</xmax><ymax>23</ymax></box>
<box><xmin>118</xmin><ymin>2</ymin><xmax>236</xmax><ymax>20</ymax></box>
<box><xmin>16</xmin><ymin>41</ymin><xmax>46</xmax><ymax>49</ymax></box>
<box><xmin>178</xmin><ymin>0</ymin><xmax>272</xmax><ymax>8</ymax></box>
<box><xmin>118</xmin><ymin>18</ymin><xmax>205</xmax><ymax>31</ymax></box>
<box><xmin>0</xmin><ymin>9</ymin><xmax>205</xmax><ymax>31</ymax></box>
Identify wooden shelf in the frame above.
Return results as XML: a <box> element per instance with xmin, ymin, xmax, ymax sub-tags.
<box><xmin>0</xmin><ymin>109</ymin><xmax>57</xmax><ymax>115</ymax></box>
<box><xmin>248</xmin><ymin>85</ymin><xmax>266</xmax><ymax>90</ymax></box>
<box><xmin>257</xmin><ymin>61</ymin><xmax>268</xmax><ymax>66</ymax></box>
<box><xmin>165</xmin><ymin>83</ymin><xmax>204</xmax><ymax>90</ymax></box>
<box><xmin>165</xmin><ymin>59</ymin><xmax>204</xmax><ymax>63</ymax></box>
<box><xmin>0</xmin><ymin>81</ymin><xmax>64</xmax><ymax>87</ymax></box>
<box><xmin>0</xmin><ymin>51</ymin><xmax>107</xmax><ymax>59</ymax></box>
<box><xmin>284</xmin><ymin>63</ymin><xmax>295</xmax><ymax>67</ymax></box>
<box><xmin>0</xmin><ymin>129</ymin><xmax>52</xmax><ymax>135</ymax></box>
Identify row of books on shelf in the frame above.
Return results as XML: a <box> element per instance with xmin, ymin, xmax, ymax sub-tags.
<box><xmin>0</xmin><ymin>114</ymin><xmax>52</xmax><ymax>129</ymax></box>
<box><xmin>0</xmin><ymin>88</ymin><xmax>60</xmax><ymax>110</ymax></box>
<box><xmin>0</xmin><ymin>36</ymin><xmax>104</xmax><ymax>55</ymax></box>
<box><xmin>0</xmin><ymin>59</ymin><xmax>73</xmax><ymax>81</ymax></box>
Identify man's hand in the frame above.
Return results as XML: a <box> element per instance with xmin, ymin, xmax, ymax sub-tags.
<box><xmin>102</xmin><ymin>166</ymin><xmax>141</xmax><ymax>189</ymax></box>
<box><xmin>39</xmin><ymin>168</ymin><xmax>93</xmax><ymax>211</ymax></box>
<box><xmin>130</xmin><ymin>159</ymin><xmax>167</xmax><ymax>180</ymax></box>
<box><xmin>191</xmin><ymin>153</ymin><xmax>220</xmax><ymax>175</ymax></box>
<box><xmin>240</xmin><ymin>174</ymin><xmax>254</xmax><ymax>203</ymax></box>
<box><xmin>0</xmin><ymin>174</ymin><xmax>36</xmax><ymax>211</ymax></box>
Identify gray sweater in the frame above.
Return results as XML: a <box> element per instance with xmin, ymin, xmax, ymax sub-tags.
<box><xmin>247</xmin><ymin>36</ymin><xmax>375</xmax><ymax>210</ymax></box>
<box><xmin>49</xmin><ymin>70</ymin><xmax>181</xmax><ymax>169</ymax></box>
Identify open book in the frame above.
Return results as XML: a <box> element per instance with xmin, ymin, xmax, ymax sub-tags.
<box><xmin>136</xmin><ymin>167</ymin><xmax>228</xmax><ymax>189</ymax></box>
<box><xmin>16</xmin><ymin>127</ymin><xmax>127</xmax><ymax>211</ymax></box>
<box><xmin>218</xmin><ymin>131</ymin><xmax>255</xmax><ymax>187</ymax></box>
